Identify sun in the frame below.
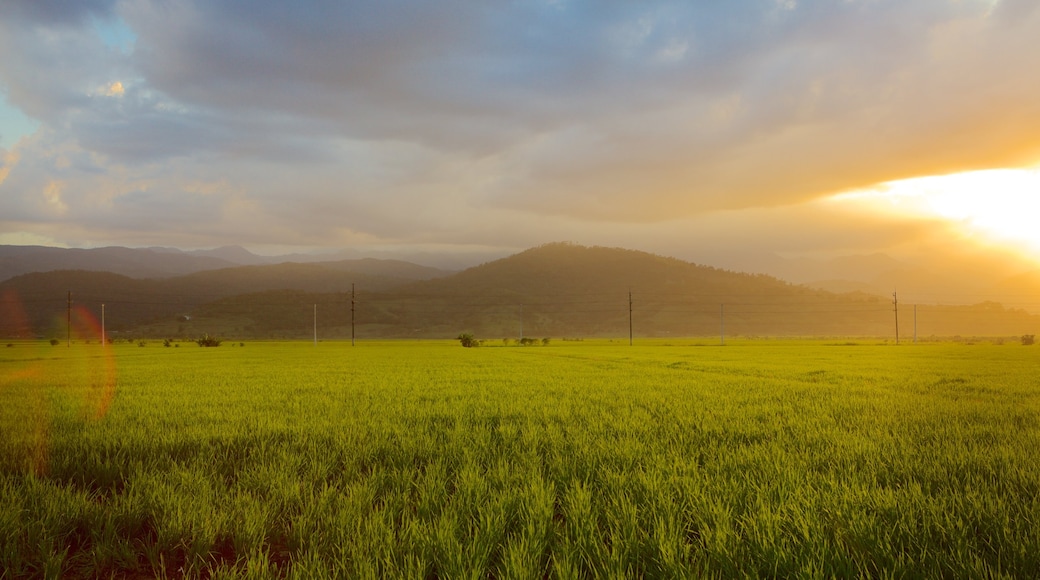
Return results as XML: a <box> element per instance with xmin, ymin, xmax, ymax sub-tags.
<box><xmin>831</xmin><ymin>166</ymin><xmax>1040</xmax><ymax>259</ymax></box>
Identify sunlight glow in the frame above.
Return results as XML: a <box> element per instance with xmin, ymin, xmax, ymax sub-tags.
<box><xmin>105</xmin><ymin>81</ymin><xmax>125</xmax><ymax>97</ymax></box>
<box><xmin>832</xmin><ymin>167</ymin><xmax>1040</xmax><ymax>257</ymax></box>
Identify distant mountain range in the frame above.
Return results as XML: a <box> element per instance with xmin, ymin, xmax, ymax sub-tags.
<box><xmin>0</xmin><ymin>244</ymin><xmax>492</xmax><ymax>282</ymax></box>
<box><xmin>741</xmin><ymin>250</ymin><xmax>1040</xmax><ymax>314</ymax></box>
<box><xmin>1</xmin><ymin>243</ymin><xmax>1037</xmax><ymax>340</ymax></box>
<box><xmin>0</xmin><ymin>245</ymin><xmax>238</xmax><ymax>281</ymax></box>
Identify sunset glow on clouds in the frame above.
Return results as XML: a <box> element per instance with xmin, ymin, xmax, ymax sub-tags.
<box><xmin>1</xmin><ymin>0</ymin><xmax>1039</xmax><ymax>283</ymax></box>
<box><xmin>833</xmin><ymin>167</ymin><xmax>1040</xmax><ymax>257</ymax></box>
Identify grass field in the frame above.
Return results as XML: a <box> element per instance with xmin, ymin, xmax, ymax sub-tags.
<box><xmin>2</xmin><ymin>338</ymin><xmax>1039</xmax><ymax>578</ymax></box>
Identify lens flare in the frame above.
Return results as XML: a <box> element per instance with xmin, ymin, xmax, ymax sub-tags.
<box><xmin>1</xmin><ymin>290</ymin><xmax>32</xmax><ymax>338</ymax></box>
<box><xmin>70</xmin><ymin>305</ymin><xmax>118</xmax><ymax>420</ymax></box>
<box><xmin>0</xmin><ymin>294</ymin><xmax>118</xmax><ymax>476</ymax></box>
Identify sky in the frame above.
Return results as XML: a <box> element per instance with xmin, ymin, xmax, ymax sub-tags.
<box><xmin>1</xmin><ymin>0</ymin><xmax>1040</xmax><ymax>292</ymax></box>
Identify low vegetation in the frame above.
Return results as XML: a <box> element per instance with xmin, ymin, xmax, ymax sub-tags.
<box><xmin>195</xmin><ymin>334</ymin><xmax>223</xmax><ymax>347</ymax></box>
<box><xmin>1</xmin><ymin>339</ymin><xmax>1039</xmax><ymax>577</ymax></box>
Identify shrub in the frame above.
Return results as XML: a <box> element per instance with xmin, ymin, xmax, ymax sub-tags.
<box><xmin>457</xmin><ymin>333</ymin><xmax>480</xmax><ymax>348</ymax></box>
<box><xmin>49</xmin><ymin>338</ymin><xmax>60</xmax><ymax>346</ymax></box>
<box><xmin>1023</xmin><ymin>335</ymin><xmax>1035</xmax><ymax>346</ymax></box>
<box><xmin>196</xmin><ymin>334</ymin><xmax>223</xmax><ymax>347</ymax></box>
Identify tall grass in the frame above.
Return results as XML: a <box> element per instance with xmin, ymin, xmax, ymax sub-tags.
<box><xmin>1</xmin><ymin>339</ymin><xmax>1038</xmax><ymax>577</ymax></box>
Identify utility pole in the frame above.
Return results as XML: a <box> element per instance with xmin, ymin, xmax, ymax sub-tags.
<box><xmin>520</xmin><ymin>303</ymin><xmax>524</xmax><ymax>342</ymax></box>
<box><xmin>720</xmin><ymin>303</ymin><xmax>725</xmax><ymax>346</ymax></box>
<box><xmin>628</xmin><ymin>291</ymin><xmax>633</xmax><ymax>346</ymax></box>
<box><xmin>67</xmin><ymin>290</ymin><xmax>72</xmax><ymax>347</ymax></box>
<box><xmin>913</xmin><ymin>304</ymin><xmax>917</xmax><ymax>344</ymax></box>
<box><xmin>351</xmin><ymin>283</ymin><xmax>356</xmax><ymax>347</ymax></box>
<box><xmin>102</xmin><ymin>304</ymin><xmax>105</xmax><ymax>346</ymax></box>
<box><xmin>893</xmin><ymin>291</ymin><xmax>899</xmax><ymax>345</ymax></box>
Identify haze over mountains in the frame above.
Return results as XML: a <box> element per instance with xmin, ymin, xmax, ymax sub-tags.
<box><xmin>3</xmin><ymin>243</ymin><xmax>1039</xmax><ymax>307</ymax></box>
<box><xmin>1</xmin><ymin>243</ymin><xmax>1038</xmax><ymax>340</ymax></box>
<box><xmin>0</xmin><ymin>244</ymin><xmax>457</xmax><ymax>281</ymax></box>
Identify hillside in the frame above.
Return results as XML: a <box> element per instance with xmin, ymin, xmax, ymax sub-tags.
<box><xmin>361</xmin><ymin>243</ymin><xmax>896</xmax><ymax>338</ymax></box>
<box><xmin>0</xmin><ymin>259</ymin><xmax>448</xmax><ymax>339</ymax></box>
<box><xmin>2</xmin><ymin>243</ymin><xmax>1037</xmax><ymax>340</ymax></box>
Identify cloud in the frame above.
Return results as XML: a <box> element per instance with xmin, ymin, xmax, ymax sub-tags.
<box><xmin>0</xmin><ymin>148</ymin><xmax>17</xmax><ymax>186</ymax></box>
<box><xmin>0</xmin><ymin>0</ymin><xmax>117</xmax><ymax>26</ymax></box>
<box><xmin>102</xmin><ymin>81</ymin><xmax>124</xmax><ymax>97</ymax></box>
<box><xmin>0</xmin><ymin>0</ymin><xmax>1038</xmax><ymax>273</ymax></box>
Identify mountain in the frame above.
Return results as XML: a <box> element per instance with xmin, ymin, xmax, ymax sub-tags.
<box><xmin>350</xmin><ymin>244</ymin><xmax>1038</xmax><ymax>339</ymax></box>
<box><xmin>747</xmin><ymin>250</ymin><xmax>1040</xmax><ymax>313</ymax></box>
<box><xmin>0</xmin><ymin>244</ymin><xmax>464</xmax><ymax>283</ymax></box>
<box><xmin>0</xmin><ymin>270</ymin><xmax>170</xmax><ymax>338</ymax></box>
<box><xmin>0</xmin><ymin>258</ymin><xmax>450</xmax><ymax>338</ymax></box>
<box><xmin>168</xmin><ymin>261</ymin><xmax>447</xmax><ymax>296</ymax></box>
<box><xmin>310</xmin><ymin>258</ymin><xmax>448</xmax><ymax>280</ymax></box>
<box><xmin>187</xmin><ymin>245</ymin><xmax>272</xmax><ymax>265</ymax></box>
<box><xmin>990</xmin><ymin>269</ymin><xmax>1040</xmax><ymax>313</ymax></box>
<box><xmin>2</xmin><ymin>243</ymin><xmax>1036</xmax><ymax>340</ymax></box>
<box><xmin>362</xmin><ymin>243</ymin><xmax>896</xmax><ymax>338</ymax></box>
<box><xmin>0</xmin><ymin>245</ymin><xmax>239</xmax><ymax>281</ymax></box>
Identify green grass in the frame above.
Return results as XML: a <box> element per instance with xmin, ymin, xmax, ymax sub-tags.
<box><xmin>2</xmin><ymin>339</ymin><xmax>1039</xmax><ymax>578</ymax></box>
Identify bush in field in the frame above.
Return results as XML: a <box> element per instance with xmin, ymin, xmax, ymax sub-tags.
<box><xmin>196</xmin><ymin>334</ymin><xmax>223</xmax><ymax>347</ymax></box>
<box><xmin>49</xmin><ymin>338</ymin><xmax>59</xmax><ymax>346</ymax></box>
<box><xmin>542</xmin><ymin>337</ymin><xmax>551</xmax><ymax>345</ymax></box>
<box><xmin>457</xmin><ymin>333</ymin><xmax>480</xmax><ymax>348</ymax></box>
<box><xmin>1023</xmin><ymin>334</ymin><xmax>1035</xmax><ymax>346</ymax></box>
